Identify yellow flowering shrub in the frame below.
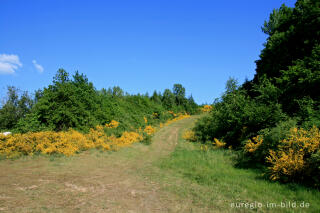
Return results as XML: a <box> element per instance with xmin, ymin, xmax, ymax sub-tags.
<box><xmin>0</xmin><ymin>126</ymin><xmax>143</xmax><ymax>158</ymax></box>
<box><xmin>266</xmin><ymin>149</ymin><xmax>305</xmax><ymax>181</ymax></box>
<box><xmin>168</xmin><ymin>111</ymin><xmax>175</xmax><ymax>116</ymax></box>
<box><xmin>201</xmin><ymin>105</ymin><xmax>213</xmax><ymax>113</ymax></box>
<box><xmin>244</xmin><ymin>135</ymin><xmax>263</xmax><ymax>153</ymax></box>
<box><xmin>282</xmin><ymin>126</ymin><xmax>320</xmax><ymax>154</ymax></box>
<box><xmin>115</xmin><ymin>131</ymin><xmax>143</xmax><ymax>148</ymax></box>
<box><xmin>164</xmin><ymin>113</ymin><xmax>191</xmax><ymax>126</ymax></box>
<box><xmin>0</xmin><ymin>130</ymin><xmax>94</xmax><ymax>157</ymax></box>
<box><xmin>0</xmin><ymin>113</ymin><xmax>191</xmax><ymax>159</ymax></box>
<box><xmin>183</xmin><ymin>130</ymin><xmax>197</xmax><ymax>142</ymax></box>
<box><xmin>266</xmin><ymin>126</ymin><xmax>320</xmax><ymax>182</ymax></box>
<box><xmin>144</xmin><ymin>117</ymin><xmax>148</xmax><ymax>124</ymax></box>
<box><xmin>87</xmin><ymin>126</ymin><xmax>110</xmax><ymax>150</ymax></box>
<box><xmin>144</xmin><ymin>125</ymin><xmax>156</xmax><ymax>135</ymax></box>
<box><xmin>105</xmin><ymin>120</ymin><xmax>119</xmax><ymax>128</ymax></box>
<box><xmin>213</xmin><ymin>138</ymin><xmax>226</xmax><ymax>148</ymax></box>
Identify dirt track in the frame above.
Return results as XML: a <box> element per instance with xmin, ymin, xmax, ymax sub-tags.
<box><xmin>0</xmin><ymin>117</ymin><xmax>197</xmax><ymax>213</ymax></box>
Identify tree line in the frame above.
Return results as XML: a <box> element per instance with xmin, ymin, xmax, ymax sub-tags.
<box><xmin>0</xmin><ymin>69</ymin><xmax>198</xmax><ymax>133</ymax></box>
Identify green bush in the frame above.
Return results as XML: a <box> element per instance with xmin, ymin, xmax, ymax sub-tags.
<box><xmin>241</xmin><ymin>119</ymin><xmax>297</xmax><ymax>164</ymax></box>
<box><xmin>141</xmin><ymin>133</ymin><xmax>153</xmax><ymax>145</ymax></box>
<box><xmin>0</xmin><ymin>86</ymin><xmax>33</xmax><ymax>131</ymax></box>
<box><xmin>1</xmin><ymin>69</ymin><xmax>197</xmax><ymax>134</ymax></box>
<box><xmin>193</xmin><ymin>78</ymin><xmax>285</xmax><ymax>148</ymax></box>
<box><xmin>309</xmin><ymin>150</ymin><xmax>320</xmax><ymax>186</ymax></box>
<box><xmin>192</xmin><ymin>0</ymin><xmax>320</xmax><ymax>187</ymax></box>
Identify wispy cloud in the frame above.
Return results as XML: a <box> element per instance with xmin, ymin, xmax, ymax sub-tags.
<box><xmin>0</xmin><ymin>54</ymin><xmax>22</xmax><ymax>74</ymax></box>
<box><xmin>32</xmin><ymin>60</ymin><xmax>44</xmax><ymax>73</ymax></box>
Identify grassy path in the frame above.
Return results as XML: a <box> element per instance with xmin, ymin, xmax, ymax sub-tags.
<box><xmin>0</xmin><ymin>117</ymin><xmax>198</xmax><ymax>212</ymax></box>
<box><xmin>0</xmin><ymin>116</ymin><xmax>319</xmax><ymax>212</ymax></box>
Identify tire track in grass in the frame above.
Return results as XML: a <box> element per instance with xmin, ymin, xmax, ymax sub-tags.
<box><xmin>0</xmin><ymin>116</ymin><xmax>199</xmax><ymax>213</ymax></box>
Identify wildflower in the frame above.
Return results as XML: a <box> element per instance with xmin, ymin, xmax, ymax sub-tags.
<box><xmin>201</xmin><ymin>105</ymin><xmax>213</xmax><ymax>113</ymax></box>
<box><xmin>266</xmin><ymin>126</ymin><xmax>320</xmax><ymax>181</ymax></box>
<box><xmin>213</xmin><ymin>138</ymin><xmax>226</xmax><ymax>148</ymax></box>
<box><xmin>244</xmin><ymin>135</ymin><xmax>263</xmax><ymax>153</ymax></box>
<box><xmin>144</xmin><ymin>125</ymin><xmax>156</xmax><ymax>135</ymax></box>
<box><xmin>183</xmin><ymin>130</ymin><xmax>196</xmax><ymax>141</ymax></box>
<box><xmin>105</xmin><ymin>120</ymin><xmax>119</xmax><ymax>128</ymax></box>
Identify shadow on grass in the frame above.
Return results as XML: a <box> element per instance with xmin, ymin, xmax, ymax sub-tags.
<box><xmin>232</xmin><ymin>149</ymin><xmax>320</xmax><ymax>191</ymax></box>
<box><xmin>157</xmin><ymin>141</ymin><xmax>320</xmax><ymax>210</ymax></box>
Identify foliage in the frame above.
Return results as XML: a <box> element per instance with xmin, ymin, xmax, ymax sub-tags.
<box><xmin>22</xmin><ymin>69</ymin><xmax>103</xmax><ymax>132</ymax></box>
<box><xmin>182</xmin><ymin>130</ymin><xmax>196</xmax><ymax>142</ymax></box>
<box><xmin>244</xmin><ymin>136</ymin><xmax>263</xmax><ymax>153</ymax></box>
<box><xmin>159</xmin><ymin>140</ymin><xmax>320</xmax><ymax>212</ymax></box>
<box><xmin>105</xmin><ymin>120</ymin><xmax>120</xmax><ymax>128</ymax></box>
<box><xmin>255</xmin><ymin>0</ymin><xmax>320</xmax><ymax>82</ymax></box>
<box><xmin>200</xmin><ymin>105</ymin><xmax>213</xmax><ymax>113</ymax></box>
<box><xmin>144</xmin><ymin>125</ymin><xmax>156</xmax><ymax>135</ymax></box>
<box><xmin>0</xmin><ymin>67</ymin><xmax>195</xmax><ymax>160</ymax></box>
<box><xmin>150</xmin><ymin>91</ymin><xmax>162</xmax><ymax>104</ymax></box>
<box><xmin>213</xmin><ymin>138</ymin><xmax>226</xmax><ymax>149</ymax></box>
<box><xmin>0</xmin><ymin>112</ymin><xmax>191</xmax><ymax>159</ymax></box>
<box><xmin>0</xmin><ymin>69</ymin><xmax>197</xmax><ymax>134</ymax></box>
<box><xmin>252</xmin><ymin>0</ymin><xmax>320</xmax><ymax>118</ymax></box>
<box><xmin>276</xmin><ymin>44</ymin><xmax>320</xmax><ymax>116</ymax></box>
<box><xmin>266</xmin><ymin>126</ymin><xmax>320</xmax><ymax>186</ymax></box>
<box><xmin>163</xmin><ymin>113</ymin><xmax>191</xmax><ymax>126</ymax></box>
<box><xmin>0</xmin><ymin>121</ymin><xmax>143</xmax><ymax>158</ymax></box>
<box><xmin>0</xmin><ymin>86</ymin><xmax>33</xmax><ymax>131</ymax></box>
<box><xmin>194</xmin><ymin>78</ymin><xmax>285</xmax><ymax>148</ymax></box>
<box><xmin>162</xmin><ymin>89</ymin><xmax>176</xmax><ymax>110</ymax></box>
<box><xmin>173</xmin><ymin>84</ymin><xmax>186</xmax><ymax>106</ymax></box>
<box><xmin>243</xmin><ymin>119</ymin><xmax>297</xmax><ymax>164</ymax></box>
<box><xmin>185</xmin><ymin>95</ymin><xmax>199</xmax><ymax>115</ymax></box>
<box><xmin>183</xmin><ymin>129</ymin><xmax>226</xmax><ymax>150</ymax></box>
<box><xmin>193</xmin><ymin>0</ymin><xmax>320</xmax><ymax>187</ymax></box>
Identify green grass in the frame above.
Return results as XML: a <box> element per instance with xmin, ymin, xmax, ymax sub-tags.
<box><xmin>154</xmin><ymin>136</ymin><xmax>320</xmax><ymax>212</ymax></box>
<box><xmin>1</xmin><ymin>116</ymin><xmax>319</xmax><ymax>212</ymax></box>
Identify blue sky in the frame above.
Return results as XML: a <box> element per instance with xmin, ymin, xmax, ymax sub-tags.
<box><xmin>0</xmin><ymin>0</ymin><xmax>296</xmax><ymax>104</ymax></box>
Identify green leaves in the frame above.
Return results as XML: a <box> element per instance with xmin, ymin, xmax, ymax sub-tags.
<box><xmin>256</xmin><ymin>0</ymin><xmax>320</xmax><ymax>82</ymax></box>
<box><xmin>0</xmin><ymin>86</ymin><xmax>33</xmax><ymax>131</ymax></box>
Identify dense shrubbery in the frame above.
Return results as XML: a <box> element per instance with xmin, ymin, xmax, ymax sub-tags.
<box><xmin>194</xmin><ymin>78</ymin><xmax>286</xmax><ymax>148</ymax></box>
<box><xmin>265</xmin><ymin>126</ymin><xmax>320</xmax><ymax>185</ymax></box>
<box><xmin>243</xmin><ymin>119</ymin><xmax>297</xmax><ymax>164</ymax></box>
<box><xmin>0</xmin><ymin>120</ymin><xmax>143</xmax><ymax>158</ymax></box>
<box><xmin>0</xmin><ymin>68</ymin><xmax>197</xmax><ymax>158</ymax></box>
<box><xmin>192</xmin><ymin>0</ymin><xmax>320</xmax><ymax>187</ymax></box>
<box><xmin>0</xmin><ymin>113</ymin><xmax>190</xmax><ymax>158</ymax></box>
<box><xmin>0</xmin><ymin>69</ymin><xmax>198</xmax><ymax>134</ymax></box>
<box><xmin>0</xmin><ymin>87</ymin><xmax>34</xmax><ymax>131</ymax></box>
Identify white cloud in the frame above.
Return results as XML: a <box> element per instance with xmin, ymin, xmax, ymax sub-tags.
<box><xmin>32</xmin><ymin>60</ymin><xmax>44</xmax><ymax>73</ymax></box>
<box><xmin>0</xmin><ymin>54</ymin><xmax>22</xmax><ymax>74</ymax></box>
